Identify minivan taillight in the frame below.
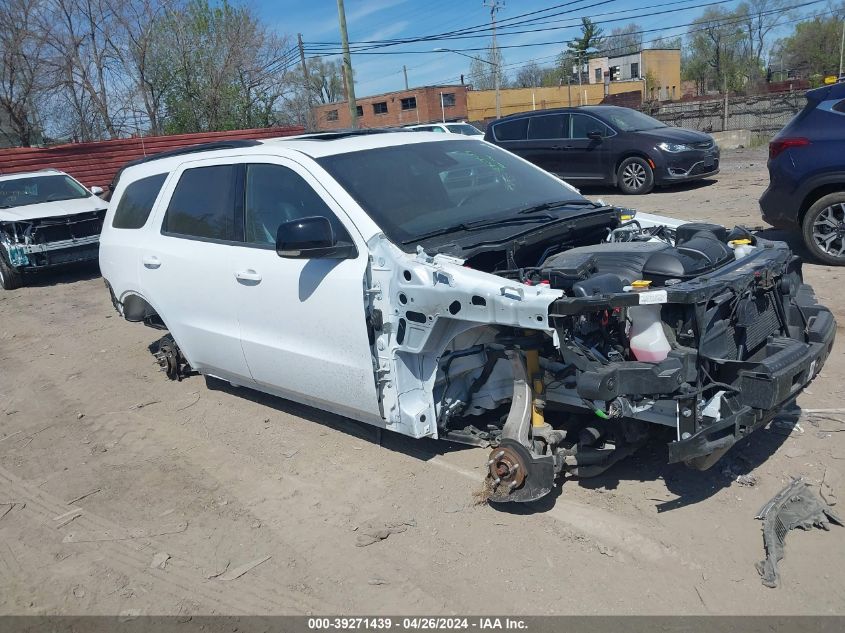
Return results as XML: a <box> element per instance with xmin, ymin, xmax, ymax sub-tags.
<box><xmin>769</xmin><ymin>137</ymin><xmax>810</xmax><ymax>160</ymax></box>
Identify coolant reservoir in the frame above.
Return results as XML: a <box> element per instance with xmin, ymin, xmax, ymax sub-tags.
<box><xmin>628</xmin><ymin>305</ymin><xmax>671</xmax><ymax>362</ymax></box>
<box><xmin>729</xmin><ymin>238</ymin><xmax>756</xmax><ymax>260</ymax></box>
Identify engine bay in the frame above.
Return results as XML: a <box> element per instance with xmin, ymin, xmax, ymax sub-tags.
<box><xmin>425</xmin><ymin>213</ymin><xmax>835</xmax><ymax>502</ymax></box>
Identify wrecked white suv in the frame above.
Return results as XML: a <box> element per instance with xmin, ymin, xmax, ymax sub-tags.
<box><xmin>100</xmin><ymin>132</ymin><xmax>835</xmax><ymax>503</ymax></box>
<box><xmin>0</xmin><ymin>169</ymin><xmax>106</xmax><ymax>290</ymax></box>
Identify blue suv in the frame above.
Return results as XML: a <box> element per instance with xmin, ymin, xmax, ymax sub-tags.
<box><xmin>760</xmin><ymin>81</ymin><xmax>845</xmax><ymax>265</ymax></box>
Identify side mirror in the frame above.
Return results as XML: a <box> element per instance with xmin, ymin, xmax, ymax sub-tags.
<box><xmin>587</xmin><ymin>131</ymin><xmax>603</xmax><ymax>141</ymax></box>
<box><xmin>90</xmin><ymin>185</ymin><xmax>104</xmax><ymax>196</ymax></box>
<box><xmin>275</xmin><ymin>216</ymin><xmax>356</xmax><ymax>260</ymax></box>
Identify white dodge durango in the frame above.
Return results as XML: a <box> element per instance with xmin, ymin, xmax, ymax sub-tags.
<box><xmin>100</xmin><ymin>131</ymin><xmax>834</xmax><ymax>503</ymax></box>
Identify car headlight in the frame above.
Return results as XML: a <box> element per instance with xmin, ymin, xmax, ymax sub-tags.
<box><xmin>657</xmin><ymin>142</ymin><xmax>692</xmax><ymax>153</ymax></box>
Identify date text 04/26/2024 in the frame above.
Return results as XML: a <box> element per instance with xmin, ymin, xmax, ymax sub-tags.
<box><xmin>307</xmin><ymin>618</ymin><xmax>528</xmax><ymax>630</ymax></box>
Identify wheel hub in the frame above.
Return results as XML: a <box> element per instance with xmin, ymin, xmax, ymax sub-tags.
<box><xmin>488</xmin><ymin>444</ymin><xmax>527</xmax><ymax>492</ymax></box>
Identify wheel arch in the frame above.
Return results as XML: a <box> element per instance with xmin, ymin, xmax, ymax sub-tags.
<box><xmin>118</xmin><ymin>289</ymin><xmax>169</xmax><ymax>330</ymax></box>
<box><xmin>613</xmin><ymin>151</ymin><xmax>655</xmax><ymax>184</ymax></box>
<box><xmin>799</xmin><ymin>180</ymin><xmax>845</xmax><ymax>226</ymax></box>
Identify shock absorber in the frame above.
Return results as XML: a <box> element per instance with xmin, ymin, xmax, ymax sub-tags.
<box><xmin>522</xmin><ymin>330</ymin><xmax>549</xmax><ymax>432</ymax></box>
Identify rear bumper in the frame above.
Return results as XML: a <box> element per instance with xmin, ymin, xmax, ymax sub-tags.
<box><xmin>759</xmin><ymin>184</ymin><xmax>801</xmax><ymax>230</ymax></box>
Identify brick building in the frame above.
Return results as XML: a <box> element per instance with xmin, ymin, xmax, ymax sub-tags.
<box><xmin>312</xmin><ymin>85</ymin><xmax>469</xmax><ymax>130</ymax></box>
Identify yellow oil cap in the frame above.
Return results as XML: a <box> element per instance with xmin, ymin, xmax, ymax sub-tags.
<box><xmin>631</xmin><ymin>279</ymin><xmax>652</xmax><ymax>288</ymax></box>
<box><xmin>729</xmin><ymin>238</ymin><xmax>753</xmax><ymax>246</ymax></box>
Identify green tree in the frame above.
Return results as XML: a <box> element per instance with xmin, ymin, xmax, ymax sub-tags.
<box><xmin>776</xmin><ymin>14</ymin><xmax>844</xmax><ymax>79</ymax></box>
<box><xmin>561</xmin><ymin>17</ymin><xmax>604</xmax><ymax>83</ymax></box>
<box><xmin>158</xmin><ymin>0</ymin><xmax>290</xmax><ymax>133</ymax></box>
<box><xmin>682</xmin><ymin>7</ymin><xmax>745</xmax><ymax>94</ymax></box>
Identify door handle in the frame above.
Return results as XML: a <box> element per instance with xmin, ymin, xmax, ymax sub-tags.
<box><xmin>142</xmin><ymin>255</ymin><xmax>161</xmax><ymax>269</ymax></box>
<box><xmin>235</xmin><ymin>269</ymin><xmax>262</xmax><ymax>283</ymax></box>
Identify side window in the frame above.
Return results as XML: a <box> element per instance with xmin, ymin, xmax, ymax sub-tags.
<box><xmin>493</xmin><ymin>118</ymin><xmax>528</xmax><ymax>141</ymax></box>
<box><xmin>571</xmin><ymin>114</ymin><xmax>608</xmax><ymax>139</ymax></box>
<box><xmin>528</xmin><ymin>114</ymin><xmax>569</xmax><ymax>140</ymax></box>
<box><xmin>244</xmin><ymin>164</ymin><xmax>352</xmax><ymax>246</ymax></box>
<box><xmin>833</xmin><ymin>99</ymin><xmax>845</xmax><ymax>114</ymax></box>
<box><xmin>162</xmin><ymin>165</ymin><xmax>237</xmax><ymax>241</ymax></box>
<box><xmin>112</xmin><ymin>173</ymin><xmax>167</xmax><ymax>229</ymax></box>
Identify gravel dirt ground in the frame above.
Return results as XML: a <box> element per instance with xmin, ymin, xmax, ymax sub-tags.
<box><xmin>1</xmin><ymin>147</ymin><xmax>843</xmax><ymax>616</ymax></box>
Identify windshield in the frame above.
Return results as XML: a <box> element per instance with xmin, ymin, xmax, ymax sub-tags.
<box><xmin>446</xmin><ymin>123</ymin><xmax>483</xmax><ymax>136</ymax></box>
<box><xmin>602</xmin><ymin>108</ymin><xmax>667</xmax><ymax>132</ymax></box>
<box><xmin>0</xmin><ymin>174</ymin><xmax>91</xmax><ymax>208</ymax></box>
<box><xmin>317</xmin><ymin>139</ymin><xmax>589</xmax><ymax>246</ymax></box>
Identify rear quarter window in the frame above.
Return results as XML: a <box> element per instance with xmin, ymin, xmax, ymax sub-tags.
<box><xmin>111</xmin><ymin>173</ymin><xmax>168</xmax><ymax>229</ymax></box>
<box><xmin>493</xmin><ymin>118</ymin><xmax>528</xmax><ymax>141</ymax></box>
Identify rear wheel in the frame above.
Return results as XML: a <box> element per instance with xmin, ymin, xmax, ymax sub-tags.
<box><xmin>802</xmin><ymin>193</ymin><xmax>845</xmax><ymax>266</ymax></box>
<box><xmin>0</xmin><ymin>255</ymin><xmax>22</xmax><ymax>290</ymax></box>
<box><xmin>617</xmin><ymin>156</ymin><xmax>654</xmax><ymax>195</ymax></box>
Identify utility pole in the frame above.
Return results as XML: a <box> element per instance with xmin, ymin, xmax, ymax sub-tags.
<box><xmin>484</xmin><ymin>0</ymin><xmax>503</xmax><ymax>118</ymax></box>
<box><xmin>336</xmin><ymin>0</ymin><xmax>358</xmax><ymax>128</ymax></box>
<box><xmin>403</xmin><ymin>65</ymin><xmax>409</xmax><ymax>90</ymax></box>
<box><xmin>297</xmin><ymin>33</ymin><xmax>315</xmax><ymax>131</ymax></box>
<box><xmin>839</xmin><ymin>15</ymin><xmax>844</xmax><ymax>78</ymax></box>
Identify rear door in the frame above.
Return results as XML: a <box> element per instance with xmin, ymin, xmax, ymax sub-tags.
<box><xmin>139</xmin><ymin>159</ymin><xmax>252</xmax><ymax>383</ymax></box>
<box><xmin>228</xmin><ymin>158</ymin><xmax>382</xmax><ymax>423</ymax></box>
<box><xmin>525</xmin><ymin>113</ymin><xmax>570</xmax><ymax>175</ymax></box>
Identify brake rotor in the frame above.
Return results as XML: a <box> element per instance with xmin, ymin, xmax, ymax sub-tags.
<box><xmin>485</xmin><ymin>439</ymin><xmax>556</xmax><ymax>503</ymax></box>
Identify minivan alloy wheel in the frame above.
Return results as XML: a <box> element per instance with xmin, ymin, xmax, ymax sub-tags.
<box><xmin>622</xmin><ymin>162</ymin><xmax>647</xmax><ymax>189</ymax></box>
<box><xmin>616</xmin><ymin>156</ymin><xmax>654</xmax><ymax>194</ymax></box>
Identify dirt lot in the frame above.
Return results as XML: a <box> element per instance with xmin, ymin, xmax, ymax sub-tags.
<box><xmin>1</xmin><ymin>147</ymin><xmax>843</xmax><ymax>616</ymax></box>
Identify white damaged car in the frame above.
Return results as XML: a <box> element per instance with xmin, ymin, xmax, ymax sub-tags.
<box><xmin>0</xmin><ymin>169</ymin><xmax>106</xmax><ymax>290</ymax></box>
<box><xmin>99</xmin><ymin>132</ymin><xmax>835</xmax><ymax>503</ymax></box>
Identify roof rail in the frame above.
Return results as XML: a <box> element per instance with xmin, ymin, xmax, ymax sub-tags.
<box><xmin>109</xmin><ymin>139</ymin><xmax>262</xmax><ymax>193</ymax></box>
<box><xmin>293</xmin><ymin>129</ymin><xmax>396</xmax><ymax>141</ymax></box>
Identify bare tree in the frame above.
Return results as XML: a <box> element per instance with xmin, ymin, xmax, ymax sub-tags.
<box><xmin>514</xmin><ymin>61</ymin><xmax>544</xmax><ymax>88</ymax></box>
<box><xmin>599</xmin><ymin>23</ymin><xmax>643</xmax><ymax>57</ymax></box>
<box><xmin>736</xmin><ymin>0</ymin><xmax>794</xmax><ymax>82</ymax></box>
<box><xmin>468</xmin><ymin>44</ymin><xmax>505</xmax><ymax>90</ymax></box>
<box><xmin>45</xmin><ymin>0</ymin><xmax>131</xmax><ymax>140</ymax></box>
<box><xmin>0</xmin><ymin>0</ymin><xmax>53</xmax><ymax>146</ymax></box>
<box><xmin>109</xmin><ymin>0</ymin><xmax>176</xmax><ymax>136</ymax></box>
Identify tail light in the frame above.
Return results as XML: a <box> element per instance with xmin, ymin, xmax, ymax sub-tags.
<box><xmin>769</xmin><ymin>137</ymin><xmax>810</xmax><ymax>160</ymax></box>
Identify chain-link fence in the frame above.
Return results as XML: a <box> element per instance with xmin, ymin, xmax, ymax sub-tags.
<box><xmin>646</xmin><ymin>90</ymin><xmax>807</xmax><ymax>137</ymax></box>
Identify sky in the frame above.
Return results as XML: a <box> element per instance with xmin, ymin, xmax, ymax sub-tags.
<box><xmin>255</xmin><ymin>0</ymin><xmax>830</xmax><ymax>97</ymax></box>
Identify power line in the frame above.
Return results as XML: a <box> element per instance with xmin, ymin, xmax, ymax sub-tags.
<box><xmin>428</xmin><ymin>7</ymin><xmax>838</xmax><ymax>86</ymax></box>
<box><xmin>304</xmin><ymin>1</ymin><xmax>826</xmax><ymax>56</ymax></box>
<box><xmin>305</xmin><ymin>0</ymin><xmax>615</xmax><ymax>53</ymax></box>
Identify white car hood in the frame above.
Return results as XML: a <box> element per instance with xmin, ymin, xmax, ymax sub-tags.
<box><xmin>0</xmin><ymin>195</ymin><xmax>106</xmax><ymax>222</ymax></box>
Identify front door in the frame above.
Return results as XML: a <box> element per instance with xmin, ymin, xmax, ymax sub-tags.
<box><xmin>228</xmin><ymin>159</ymin><xmax>382</xmax><ymax>423</ymax></box>
<box><xmin>563</xmin><ymin>113</ymin><xmax>612</xmax><ymax>181</ymax></box>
